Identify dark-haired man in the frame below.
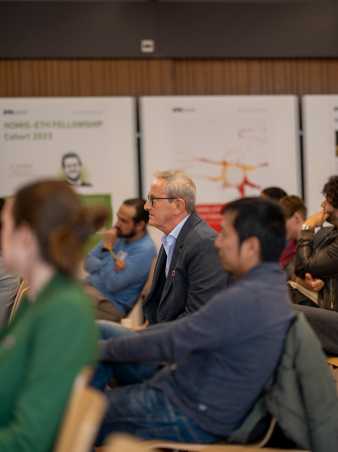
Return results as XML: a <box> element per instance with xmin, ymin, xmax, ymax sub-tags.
<box><xmin>95</xmin><ymin>197</ymin><xmax>293</xmax><ymax>445</ymax></box>
<box><xmin>261</xmin><ymin>186</ymin><xmax>287</xmax><ymax>202</ymax></box>
<box><xmin>84</xmin><ymin>199</ymin><xmax>157</xmax><ymax>321</ymax></box>
<box><xmin>295</xmin><ymin>175</ymin><xmax>338</xmax><ymax>311</ymax></box>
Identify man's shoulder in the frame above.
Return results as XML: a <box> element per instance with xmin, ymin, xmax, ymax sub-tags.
<box><xmin>138</xmin><ymin>233</ymin><xmax>157</xmax><ymax>252</ymax></box>
<box><xmin>127</xmin><ymin>233</ymin><xmax>157</xmax><ymax>254</ymax></box>
<box><xmin>182</xmin><ymin>213</ymin><xmax>217</xmax><ymax>240</ymax></box>
<box><xmin>313</xmin><ymin>226</ymin><xmax>338</xmax><ymax>248</ymax></box>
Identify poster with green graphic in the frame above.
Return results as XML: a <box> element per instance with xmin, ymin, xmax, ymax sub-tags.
<box><xmin>0</xmin><ymin>97</ymin><xmax>138</xmax><ymax>218</ymax></box>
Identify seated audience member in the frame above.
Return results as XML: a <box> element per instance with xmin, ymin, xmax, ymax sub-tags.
<box><xmin>279</xmin><ymin>195</ymin><xmax>307</xmax><ymax>278</ymax></box>
<box><xmin>84</xmin><ymin>198</ymin><xmax>157</xmax><ymax>322</ymax></box>
<box><xmin>0</xmin><ymin>179</ymin><xmax>106</xmax><ymax>452</ymax></box>
<box><xmin>94</xmin><ymin>197</ymin><xmax>294</xmax><ymax>446</ymax></box>
<box><xmin>295</xmin><ymin>175</ymin><xmax>338</xmax><ymax>311</ymax></box>
<box><xmin>0</xmin><ymin>199</ymin><xmax>20</xmax><ymax>327</ymax></box>
<box><xmin>142</xmin><ymin>170</ymin><xmax>229</xmax><ymax>325</ymax></box>
<box><xmin>261</xmin><ymin>186</ymin><xmax>287</xmax><ymax>202</ymax></box>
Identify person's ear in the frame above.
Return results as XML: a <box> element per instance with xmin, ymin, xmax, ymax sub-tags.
<box><xmin>174</xmin><ymin>198</ymin><xmax>186</xmax><ymax>214</ymax></box>
<box><xmin>241</xmin><ymin>236</ymin><xmax>261</xmax><ymax>262</ymax></box>
<box><xmin>15</xmin><ymin>224</ymin><xmax>40</xmax><ymax>262</ymax></box>
<box><xmin>20</xmin><ymin>225</ymin><xmax>39</xmax><ymax>250</ymax></box>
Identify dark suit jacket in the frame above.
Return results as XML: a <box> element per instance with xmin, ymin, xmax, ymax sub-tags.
<box><xmin>143</xmin><ymin>213</ymin><xmax>230</xmax><ymax>324</ymax></box>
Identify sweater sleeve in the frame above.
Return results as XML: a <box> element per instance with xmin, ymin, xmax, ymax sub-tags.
<box><xmin>101</xmin><ymin>288</ymin><xmax>239</xmax><ymax>364</ymax></box>
<box><xmin>0</xmin><ymin>292</ymin><xmax>97</xmax><ymax>452</ymax></box>
<box><xmin>89</xmin><ymin>241</ymin><xmax>155</xmax><ymax>294</ymax></box>
<box><xmin>84</xmin><ymin>241</ymin><xmax>106</xmax><ymax>273</ymax></box>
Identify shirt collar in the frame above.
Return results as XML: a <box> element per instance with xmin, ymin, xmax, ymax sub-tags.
<box><xmin>161</xmin><ymin>215</ymin><xmax>190</xmax><ymax>249</ymax></box>
<box><xmin>167</xmin><ymin>215</ymin><xmax>190</xmax><ymax>239</ymax></box>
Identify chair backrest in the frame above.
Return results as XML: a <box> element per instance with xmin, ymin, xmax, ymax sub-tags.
<box><xmin>123</xmin><ymin>256</ymin><xmax>157</xmax><ymax>328</ymax></box>
<box><xmin>265</xmin><ymin>313</ymin><xmax>338</xmax><ymax>452</ymax></box>
<box><xmin>53</xmin><ymin>367</ymin><xmax>107</xmax><ymax>452</ymax></box>
<box><xmin>103</xmin><ymin>434</ymin><xmax>306</xmax><ymax>452</ymax></box>
<box><xmin>104</xmin><ymin>434</ymin><xmax>157</xmax><ymax>452</ymax></box>
<box><xmin>327</xmin><ymin>356</ymin><xmax>338</xmax><ymax>394</ymax></box>
<box><xmin>8</xmin><ymin>279</ymin><xmax>29</xmax><ymax>323</ymax></box>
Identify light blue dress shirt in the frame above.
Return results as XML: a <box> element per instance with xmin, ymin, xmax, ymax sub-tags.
<box><xmin>161</xmin><ymin>215</ymin><xmax>190</xmax><ymax>277</ymax></box>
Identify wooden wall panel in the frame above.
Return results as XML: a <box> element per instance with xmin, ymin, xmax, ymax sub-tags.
<box><xmin>173</xmin><ymin>59</ymin><xmax>338</xmax><ymax>95</ymax></box>
<box><xmin>0</xmin><ymin>60</ymin><xmax>174</xmax><ymax>97</ymax></box>
<box><xmin>0</xmin><ymin>59</ymin><xmax>338</xmax><ymax>98</ymax></box>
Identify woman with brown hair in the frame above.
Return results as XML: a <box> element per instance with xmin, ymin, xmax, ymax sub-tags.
<box><xmin>0</xmin><ymin>179</ymin><xmax>107</xmax><ymax>452</ymax></box>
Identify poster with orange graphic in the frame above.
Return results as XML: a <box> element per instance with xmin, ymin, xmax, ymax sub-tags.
<box><xmin>140</xmin><ymin>96</ymin><xmax>300</xmax><ymax>230</ymax></box>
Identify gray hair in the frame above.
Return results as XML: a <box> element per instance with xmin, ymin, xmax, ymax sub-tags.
<box><xmin>154</xmin><ymin>170</ymin><xmax>196</xmax><ymax>214</ymax></box>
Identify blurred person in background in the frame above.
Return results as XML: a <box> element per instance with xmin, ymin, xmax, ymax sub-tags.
<box><xmin>279</xmin><ymin>195</ymin><xmax>307</xmax><ymax>279</ymax></box>
<box><xmin>0</xmin><ymin>179</ymin><xmax>107</xmax><ymax>452</ymax></box>
<box><xmin>294</xmin><ymin>175</ymin><xmax>338</xmax><ymax>311</ymax></box>
<box><xmin>0</xmin><ymin>198</ymin><xmax>20</xmax><ymax>327</ymax></box>
<box><xmin>261</xmin><ymin>186</ymin><xmax>287</xmax><ymax>202</ymax></box>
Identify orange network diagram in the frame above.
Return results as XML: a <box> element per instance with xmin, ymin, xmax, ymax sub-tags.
<box><xmin>195</xmin><ymin>157</ymin><xmax>268</xmax><ymax>197</ymax></box>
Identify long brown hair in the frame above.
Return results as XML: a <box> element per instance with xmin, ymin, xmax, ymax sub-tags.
<box><xmin>13</xmin><ymin>179</ymin><xmax>108</xmax><ymax>275</ymax></box>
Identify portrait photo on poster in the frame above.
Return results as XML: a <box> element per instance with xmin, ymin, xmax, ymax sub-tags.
<box><xmin>61</xmin><ymin>151</ymin><xmax>92</xmax><ymax>187</ymax></box>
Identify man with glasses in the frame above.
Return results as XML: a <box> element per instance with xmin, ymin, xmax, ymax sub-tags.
<box><xmin>142</xmin><ymin>170</ymin><xmax>229</xmax><ymax>324</ymax></box>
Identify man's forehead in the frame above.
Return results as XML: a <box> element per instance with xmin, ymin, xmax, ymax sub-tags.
<box><xmin>118</xmin><ymin>204</ymin><xmax>136</xmax><ymax>219</ymax></box>
<box><xmin>65</xmin><ymin>157</ymin><xmax>79</xmax><ymax>165</ymax></box>
<box><xmin>149</xmin><ymin>178</ymin><xmax>167</xmax><ymax>193</ymax></box>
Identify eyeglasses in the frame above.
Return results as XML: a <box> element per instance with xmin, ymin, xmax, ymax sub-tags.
<box><xmin>146</xmin><ymin>195</ymin><xmax>177</xmax><ymax>207</ymax></box>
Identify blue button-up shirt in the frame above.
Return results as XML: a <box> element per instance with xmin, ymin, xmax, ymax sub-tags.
<box><xmin>161</xmin><ymin>215</ymin><xmax>190</xmax><ymax>277</ymax></box>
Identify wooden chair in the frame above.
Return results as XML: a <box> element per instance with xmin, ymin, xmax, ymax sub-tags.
<box><xmin>137</xmin><ymin>416</ymin><xmax>277</xmax><ymax>452</ymax></box>
<box><xmin>54</xmin><ymin>367</ymin><xmax>107</xmax><ymax>452</ymax></box>
<box><xmin>327</xmin><ymin>356</ymin><xmax>338</xmax><ymax>368</ymax></box>
<box><xmin>200</xmin><ymin>447</ymin><xmax>305</xmax><ymax>452</ymax></box>
<box><xmin>122</xmin><ymin>256</ymin><xmax>157</xmax><ymax>328</ymax></box>
<box><xmin>96</xmin><ymin>417</ymin><xmax>278</xmax><ymax>452</ymax></box>
<box><xmin>8</xmin><ymin>279</ymin><xmax>29</xmax><ymax>323</ymax></box>
<box><xmin>101</xmin><ymin>434</ymin><xmax>305</xmax><ymax>452</ymax></box>
<box><xmin>327</xmin><ymin>355</ymin><xmax>338</xmax><ymax>394</ymax></box>
<box><xmin>103</xmin><ymin>434</ymin><xmax>156</xmax><ymax>452</ymax></box>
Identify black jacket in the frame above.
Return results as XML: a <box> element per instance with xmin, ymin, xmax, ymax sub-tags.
<box><xmin>295</xmin><ymin>226</ymin><xmax>338</xmax><ymax>311</ymax></box>
<box><xmin>143</xmin><ymin>213</ymin><xmax>229</xmax><ymax>324</ymax></box>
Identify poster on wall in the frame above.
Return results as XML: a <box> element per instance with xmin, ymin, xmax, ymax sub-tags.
<box><xmin>302</xmin><ymin>96</ymin><xmax>338</xmax><ymax>215</ymax></box>
<box><xmin>0</xmin><ymin>97</ymin><xmax>137</xmax><ymax>219</ymax></box>
<box><xmin>140</xmin><ymin>96</ymin><xmax>300</xmax><ymax>230</ymax></box>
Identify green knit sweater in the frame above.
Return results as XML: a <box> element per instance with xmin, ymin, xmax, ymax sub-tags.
<box><xmin>0</xmin><ymin>272</ymin><xmax>98</xmax><ymax>452</ymax></box>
